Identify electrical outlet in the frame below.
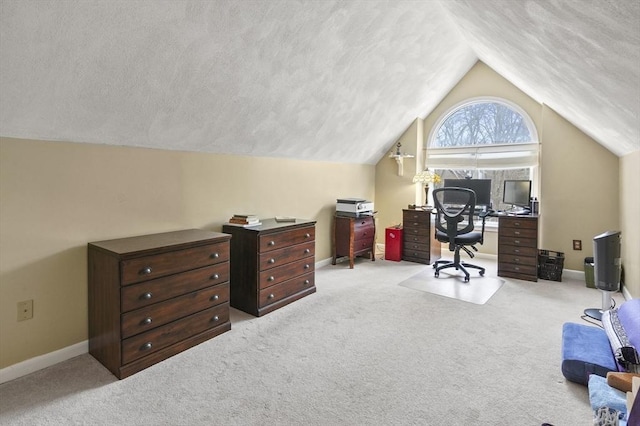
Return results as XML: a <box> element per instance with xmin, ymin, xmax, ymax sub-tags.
<box><xmin>17</xmin><ymin>300</ymin><xmax>33</xmax><ymax>321</ymax></box>
<box><xmin>573</xmin><ymin>240</ymin><xmax>582</xmax><ymax>251</ymax></box>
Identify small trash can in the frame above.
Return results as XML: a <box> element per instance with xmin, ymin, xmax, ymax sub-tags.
<box><xmin>385</xmin><ymin>227</ymin><xmax>403</xmax><ymax>261</ymax></box>
<box><xmin>584</xmin><ymin>257</ymin><xmax>595</xmax><ymax>288</ymax></box>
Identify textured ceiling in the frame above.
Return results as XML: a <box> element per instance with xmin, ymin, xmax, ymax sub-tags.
<box><xmin>439</xmin><ymin>0</ymin><xmax>640</xmax><ymax>157</ymax></box>
<box><xmin>0</xmin><ymin>0</ymin><xmax>638</xmax><ymax>164</ymax></box>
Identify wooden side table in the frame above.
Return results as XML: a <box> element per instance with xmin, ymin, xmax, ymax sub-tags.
<box><xmin>332</xmin><ymin>214</ymin><xmax>375</xmax><ymax>268</ymax></box>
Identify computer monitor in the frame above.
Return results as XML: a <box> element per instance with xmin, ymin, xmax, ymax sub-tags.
<box><xmin>443</xmin><ymin>179</ymin><xmax>492</xmax><ymax>207</ymax></box>
<box><xmin>503</xmin><ymin>180</ymin><xmax>531</xmax><ymax>208</ymax></box>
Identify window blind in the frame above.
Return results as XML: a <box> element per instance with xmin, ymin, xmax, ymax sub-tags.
<box><xmin>425</xmin><ymin>142</ymin><xmax>540</xmax><ymax>170</ymax></box>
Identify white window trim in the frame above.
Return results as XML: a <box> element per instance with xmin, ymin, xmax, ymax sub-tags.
<box><xmin>426</xmin><ymin>96</ymin><xmax>539</xmax><ymax>147</ymax></box>
<box><xmin>424</xmin><ymin>96</ymin><xmax>541</xmax><ymax>199</ymax></box>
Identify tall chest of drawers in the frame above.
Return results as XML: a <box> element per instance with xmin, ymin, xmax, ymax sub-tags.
<box><xmin>402</xmin><ymin>209</ymin><xmax>441</xmax><ymax>265</ymax></box>
<box><xmin>88</xmin><ymin>229</ymin><xmax>232</xmax><ymax>379</ymax></box>
<box><xmin>498</xmin><ymin>215</ymin><xmax>539</xmax><ymax>282</ymax></box>
<box><xmin>222</xmin><ymin>218</ymin><xmax>316</xmax><ymax>317</ymax></box>
<box><xmin>332</xmin><ymin>214</ymin><xmax>376</xmax><ymax>269</ymax></box>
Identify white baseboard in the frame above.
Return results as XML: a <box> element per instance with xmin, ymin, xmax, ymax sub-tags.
<box><xmin>0</xmin><ymin>340</ymin><xmax>88</xmax><ymax>384</ymax></box>
<box><xmin>316</xmin><ymin>257</ymin><xmax>333</xmax><ymax>268</ymax></box>
<box><xmin>1</xmin><ymin>259</ymin><xmax>331</xmax><ymax>384</ymax></box>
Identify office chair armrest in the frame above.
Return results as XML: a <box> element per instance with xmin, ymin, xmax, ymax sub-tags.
<box><xmin>478</xmin><ymin>211</ymin><xmax>490</xmax><ymax>242</ymax></box>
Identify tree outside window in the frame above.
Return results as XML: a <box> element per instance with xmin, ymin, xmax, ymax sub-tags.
<box><xmin>427</xmin><ymin>98</ymin><xmax>539</xmax><ymax>212</ymax></box>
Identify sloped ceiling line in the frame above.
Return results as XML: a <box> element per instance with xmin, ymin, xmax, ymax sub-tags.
<box><xmin>0</xmin><ymin>0</ymin><xmax>638</xmax><ymax>163</ymax></box>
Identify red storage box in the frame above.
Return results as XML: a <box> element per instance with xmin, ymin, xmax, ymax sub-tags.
<box><xmin>385</xmin><ymin>227</ymin><xmax>403</xmax><ymax>261</ymax></box>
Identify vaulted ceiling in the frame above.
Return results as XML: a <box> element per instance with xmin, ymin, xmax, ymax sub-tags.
<box><xmin>1</xmin><ymin>0</ymin><xmax>638</xmax><ymax>164</ymax></box>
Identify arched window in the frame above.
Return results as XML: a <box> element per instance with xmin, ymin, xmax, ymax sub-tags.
<box><xmin>427</xmin><ymin>98</ymin><xmax>539</xmax><ymax>210</ymax></box>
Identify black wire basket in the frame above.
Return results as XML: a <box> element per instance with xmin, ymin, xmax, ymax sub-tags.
<box><xmin>538</xmin><ymin>250</ymin><xmax>565</xmax><ymax>281</ymax></box>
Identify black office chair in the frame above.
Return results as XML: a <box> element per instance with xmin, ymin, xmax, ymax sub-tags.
<box><xmin>432</xmin><ymin>187</ymin><xmax>489</xmax><ymax>282</ymax></box>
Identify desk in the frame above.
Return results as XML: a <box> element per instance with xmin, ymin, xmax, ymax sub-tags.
<box><xmin>402</xmin><ymin>208</ymin><xmax>539</xmax><ymax>280</ymax></box>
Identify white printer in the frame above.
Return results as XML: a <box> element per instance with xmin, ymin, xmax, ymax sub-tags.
<box><xmin>336</xmin><ymin>198</ymin><xmax>374</xmax><ymax>217</ymax></box>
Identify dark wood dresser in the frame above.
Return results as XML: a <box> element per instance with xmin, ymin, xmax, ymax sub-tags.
<box><xmin>222</xmin><ymin>218</ymin><xmax>316</xmax><ymax>317</ymax></box>
<box><xmin>402</xmin><ymin>209</ymin><xmax>441</xmax><ymax>264</ymax></box>
<box><xmin>498</xmin><ymin>215</ymin><xmax>539</xmax><ymax>282</ymax></box>
<box><xmin>88</xmin><ymin>229</ymin><xmax>232</xmax><ymax>379</ymax></box>
<box><xmin>332</xmin><ymin>214</ymin><xmax>375</xmax><ymax>268</ymax></box>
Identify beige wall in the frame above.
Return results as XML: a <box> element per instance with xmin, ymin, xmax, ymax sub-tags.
<box><xmin>375</xmin><ymin>119</ymin><xmax>420</xmax><ymax>233</ymax></box>
<box><xmin>0</xmin><ymin>137</ymin><xmax>375</xmax><ymax>368</ymax></box>
<box><xmin>539</xmin><ymin>106</ymin><xmax>619</xmax><ymax>271</ymax></box>
<box><xmin>620</xmin><ymin>150</ymin><xmax>640</xmax><ymax>298</ymax></box>
<box><xmin>375</xmin><ymin>61</ymin><xmax>624</xmax><ymax>275</ymax></box>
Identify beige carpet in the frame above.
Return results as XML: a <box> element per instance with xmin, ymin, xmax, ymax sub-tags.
<box><xmin>1</xmin><ymin>256</ymin><xmax>622</xmax><ymax>425</ymax></box>
<box><xmin>398</xmin><ymin>264</ymin><xmax>504</xmax><ymax>305</ymax></box>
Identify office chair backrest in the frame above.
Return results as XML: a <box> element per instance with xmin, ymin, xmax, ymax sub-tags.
<box><xmin>433</xmin><ymin>187</ymin><xmax>476</xmax><ymax>250</ymax></box>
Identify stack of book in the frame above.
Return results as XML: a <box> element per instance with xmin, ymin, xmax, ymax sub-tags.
<box><xmin>228</xmin><ymin>214</ymin><xmax>261</xmax><ymax>227</ymax></box>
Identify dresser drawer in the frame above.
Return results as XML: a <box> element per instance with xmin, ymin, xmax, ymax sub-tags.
<box><xmin>259</xmin><ymin>241</ymin><xmax>315</xmax><ymax>270</ymax></box>
<box><xmin>499</xmin><ymin>244</ymin><xmax>538</xmax><ymax>257</ymax></box>
<box><xmin>404</xmin><ymin>241</ymin><xmax>430</xmax><ymax>252</ymax></box>
<box><xmin>498</xmin><ymin>253</ymin><xmax>537</xmax><ymax>267</ymax></box>
<box><xmin>403</xmin><ymin>226</ymin><xmax>431</xmax><ymax>237</ymax></box>
<box><xmin>403</xmin><ymin>250</ymin><xmax>429</xmax><ymax>261</ymax></box>
<box><xmin>121</xmin><ymin>242</ymin><xmax>230</xmax><ymax>285</ymax></box>
<box><xmin>498</xmin><ymin>236</ymin><xmax>537</xmax><ymax>249</ymax></box>
<box><xmin>259</xmin><ymin>257</ymin><xmax>314</xmax><ymax>289</ymax></box>
<box><xmin>498</xmin><ymin>263</ymin><xmax>537</xmax><ymax>277</ymax></box>
<box><xmin>121</xmin><ymin>263</ymin><xmax>229</xmax><ymax>312</ymax></box>
<box><xmin>353</xmin><ymin>218</ymin><xmax>375</xmax><ymax>240</ymax></box>
<box><xmin>353</xmin><ymin>237</ymin><xmax>374</xmax><ymax>253</ymax></box>
<box><xmin>121</xmin><ymin>303</ymin><xmax>229</xmax><ymax>365</ymax></box>
<box><xmin>500</xmin><ymin>217</ymin><xmax>538</xmax><ymax>230</ymax></box>
<box><xmin>259</xmin><ymin>273</ymin><xmax>314</xmax><ymax>307</ymax></box>
<box><xmin>121</xmin><ymin>283</ymin><xmax>229</xmax><ymax>339</ymax></box>
<box><xmin>259</xmin><ymin>226</ymin><xmax>315</xmax><ymax>253</ymax></box>
<box><xmin>499</xmin><ymin>227</ymin><xmax>537</xmax><ymax>239</ymax></box>
<box><xmin>403</xmin><ymin>210</ymin><xmax>430</xmax><ymax>223</ymax></box>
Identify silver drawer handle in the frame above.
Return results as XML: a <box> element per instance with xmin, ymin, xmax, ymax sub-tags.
<box><xmin>267</xmin><ymin>276</ymin><xmax>274</xmax><ymax>281</ymax></box>
<box><xmin>304</xmin><ymin>248</ymin><xmax>310</xmax><ymax>254</ymax></box>
<box><xmin>268</xmin><ymin>241</ymin><xmax>275</xmax><ymax>246</ymax></box>
<box><xmin>305</xmin><ymin>233</ymin><xmax>310</xmax><ymax>238</ymax></box>
<box><xmin>268</xmin><ymin>293</ymin><xmax>274</xmax><ymax>299</ymax></box>
<box><xmin>514</xmin><ymin>222</ymin><xmax>521</xmax><ymax>226</ymax></box>
<box><xmin>304</xmin><ymin>264</ymin><xmax>310</xmax><ymax>269</ymax></box>
<box><xmin>141</xmin><ymin>292</ymin><xmax>152</xmax><ymax>300</ymax></box>
<box><xmin>142</xmin><ymin>317</ymin><xmax>152</xmax><ymax>325</ymax></box>
<box><xmin>514</xmin><ymin>240</ymin><xmax>520</xmax><ymax>244</ymax></box>
<box><xmin>514</xmin><ymin>231</ymin><xmax>520</xmax><ymax>235</ymax></box>
<box><xmin>212</xmin><ymin>315</ymin><xmax>219</xmax><ymax>322</ymax></box>
<box><xmin>211</xmin><ymin>294</ymin><xmax>219</xmax><ymax>301</ymax></box>
<box><xmin>514</xmin><ymin>258</ymin><xmax>520</xmax><ymax>263</ymax></box>
<box><xmin>210</xmin><ymin>253</ymin><xmax>219</xmax><ymax>259</ymax></box>
<box><xmin>514</xmin><ymin>249</ymin><xmax>520</xmax><ymax>253</ymax></box>
<box><xmin>210</xmin><ymin>273</ymin><xmax>219</xmax><ymax>280</ymax></box>
<box><xmin>514</xmin><ymin>266</ymin><xmax>520</xmax><ymax>271</ymax></box>
<box><xmin>141</xmin><ymin>342</ymin><xmax>153</xmax><ymax>351</ymax></box>
<box><xmin>141</xmin><ymin>267</ymin><xmax>152</xmax><ymax>275</ymax></box>
<box><xmin>304</xmin><ymin>280</ymin><xmax>310</xmax><ymax>285</ymax></box>
<box><xmin>268</xmin><ymin>258</ymin><xmax>275</xmax><ymax>264</ymax></box>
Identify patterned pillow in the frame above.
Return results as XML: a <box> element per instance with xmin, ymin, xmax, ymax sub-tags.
<box><xmin>602</xmin><ymin>309</ymin><xmax>640</xmax><ymax>373</ymax></box>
